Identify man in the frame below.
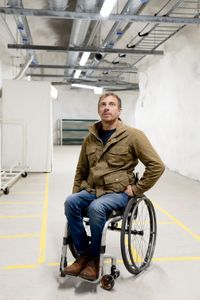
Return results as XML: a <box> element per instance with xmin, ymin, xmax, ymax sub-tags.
<box><xmin>64</xmin><ymin>92</ymin><xmax>165</xmax><ymax>281</ymax></box>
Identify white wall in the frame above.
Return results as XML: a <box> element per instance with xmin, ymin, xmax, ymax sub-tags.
<box><xmin>52</xmin><ymin>87</ymin><xmax>138</xmax><ymax>144</ymax></box>
<box><xmin>135</xmin><ymin>25</ymin><xmax>200</xmax><ymax>180</ymax></box>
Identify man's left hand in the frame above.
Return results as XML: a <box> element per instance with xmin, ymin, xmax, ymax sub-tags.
<box><xmin>124</xmin><ymin>185</ymin><xmax>134</xmax><ymax>197</ymax></box>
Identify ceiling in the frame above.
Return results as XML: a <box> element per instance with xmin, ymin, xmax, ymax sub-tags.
<box><xmin>0</xmin><ymin>0</ymin><xmax>200</xmax><ymax>92</ymax></box>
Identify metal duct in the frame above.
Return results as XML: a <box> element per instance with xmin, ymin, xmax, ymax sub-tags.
<box><xmin>66</xmin><ymin>0</ymin><xmax>99</xmax><ymax>76</ymax></box>
<box><xmin>85</xmin><ymin>0</ymin><xmax>149</xmax><ymax>77</ymax></box>
<box><xmin>7</xmin><ymin>0</ymin><xmax>37</xmax><ymax>80</ymax></box>
<box><xmin>48</xmin><ymin>0</ymin><xmax>69</xmax><ymax>11</ymax></box>
<box><xmin>14</xmin><ymin>55</ymin><xmax>33</xmax><ymax>80</ymax></box>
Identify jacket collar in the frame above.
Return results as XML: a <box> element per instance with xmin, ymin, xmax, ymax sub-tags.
<box><xmin>89</xmin><ymin>120</ymin><xmax>128</xmax><ymax>140</ymax></box>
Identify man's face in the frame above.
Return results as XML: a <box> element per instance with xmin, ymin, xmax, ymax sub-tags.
<box><xmin>98</xmin><ymin>95</ymin><xmax>121</xmax><ymax>123</ymax></box>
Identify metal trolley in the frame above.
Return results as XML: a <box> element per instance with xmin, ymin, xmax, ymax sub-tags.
<box><xmin>60</xmin><ymin>194</ymin><xmax>157</xmax><ymax>290</ymax></box>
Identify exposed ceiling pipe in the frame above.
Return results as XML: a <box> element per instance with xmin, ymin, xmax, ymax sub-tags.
<box><xmin>14</xmin><ymin>54</ymin><xmax>33</xmax><ymax>80</ymax></box>
<box><xmin>65</xmin><ymin>0</ymin><xmax>99</xmax><ymax>76</ymax></box>
<box><xmin>7</xmin><ymin>0</ymin><xmax>37</xmax><ymax>64</ymax></box>
<box><xmin>85</xmin><ymin>0</ymin><xmax>149</xmax><ymax>77</ymax></box>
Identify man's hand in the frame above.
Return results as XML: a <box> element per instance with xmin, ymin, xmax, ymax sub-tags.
<box><xmin>124</xmin><ymin>185</ymin><xmax>134</xmax><ymax>197</ymax></box>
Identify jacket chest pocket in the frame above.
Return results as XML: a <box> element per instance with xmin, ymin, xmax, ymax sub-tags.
<box><xmin>86</xmin><ymin>146</ymin><xmax>100</xmax><ymax>167</ymax></box>
<box><xmin>107</xmin><ymin>146</ymin><xmax>129</xmax><ymax>167</ymax></box>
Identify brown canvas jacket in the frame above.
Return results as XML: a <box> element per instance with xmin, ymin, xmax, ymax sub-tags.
<box><xmin>72</xmin><ymin>121</ymin><xmax>165</xmax><ymax>198</ymax></box>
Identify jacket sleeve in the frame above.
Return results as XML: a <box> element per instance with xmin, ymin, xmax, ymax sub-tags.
<box><xmin>131</xmin><ymin>130</ymin><xmax>165</xmax><ymax>195</ymax></box>
<box><xmin>72</xmin><ymin>141</ymin><xmax>90</xmax><ymax>193</ymax></box>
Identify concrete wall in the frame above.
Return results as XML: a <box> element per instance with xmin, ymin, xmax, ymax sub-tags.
<box><xmin>135</xmin><ymin>25</ymin><xmax>200</xmax><ymax>180</ymax></box>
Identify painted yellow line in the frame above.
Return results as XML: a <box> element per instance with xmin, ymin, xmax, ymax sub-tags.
<box><xmin>38</xmin><ymin>174</ymin><xmax>49</xmax><ymax>264</ymax></box>
<box><xmin>48</xmin><ymin>262</ymin><xmax>60</xmax><ymax>267</ymax></box>
<box><xmin>152</xmin><ymin>256</ymin><xmax>200</xmax><ymax>262</ymax></box>
<box><xmin>0</xmin><ymin>201</ymin><xmax>42</xmax><ymax>205</ymax></box>
<box><xmin>0</xmin><ymin>215</ymin><xmax>41</xmax><ymax>219</ymax></box>
<box><xmin>48</xmin><ymin>256</ymin><xmax>200</xmax><ymax>267</ymax></box>
<box><xmin>10</xmin><ymin>192</ymin><xmax>44</xmax><ymax>195</ymax></box>
<box><xmin>0</xmin><ymin>233</ymin><xmax>39</xmax><ymax>239</ymax></box>
<box><xmin>2</xmin><ymin>264</ymin><xmax>38</xmax><ymax>270</ymax></box>
<box><xmin>2</xmin><ymin>256</ymin><xmax>200</xmax><ymax>271</ymax></box>
<box><xmin>152</xmin><ymin>200</ymin><xmax>200</xmax><ymax>242</ymax></box>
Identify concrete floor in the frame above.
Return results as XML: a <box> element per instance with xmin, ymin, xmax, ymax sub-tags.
<box><xmin>0</xmin><ymin>145</ymin><xmax>200</xmax><ymax>299</ymax></box>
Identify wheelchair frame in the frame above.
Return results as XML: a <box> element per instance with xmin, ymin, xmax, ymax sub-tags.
<box><xmin>60</xmin><ymin>195</ymin><xmax>157</xmax><ymax>290</ymax></box>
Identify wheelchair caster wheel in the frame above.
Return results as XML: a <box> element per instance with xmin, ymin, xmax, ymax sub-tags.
<box><xmin>111</xmin><ymin>265</ymin><xmax>120</xmax><ymax>279</ymax></box>
<box><xmin>113</xmin><ymin>269</ymin><xmax>120</xmax><ymax>279</ymax></box>
<box><xmin>101</xmin><ymin>274</ymin><xmax>115</xmax><ymax>290</ymax></box>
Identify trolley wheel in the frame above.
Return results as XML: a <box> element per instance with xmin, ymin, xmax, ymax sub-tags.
<box><xmin>101</xmin><ymin>274</ymin><xmax>115</xmax><ymax>290</ymax></box>
<box><xmin>21</xmin><ymin>172</ymin><xmax>27</xmax><ymax>178</ymax></box>
<box><xmin>3</xmin><ymin>187</ymin><xmax>9</xmax><ymax>195</ymax></box>
<box><xmin>120</xmin><ymin>196</ymin><xmax>157</xmax><ymax>275</ymax></box>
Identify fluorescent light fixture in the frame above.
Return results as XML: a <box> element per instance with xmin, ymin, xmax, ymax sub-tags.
<box><xmin>71</xmin><ymin>83</ymin><xmax>103</xmax><ymax>95</ymax></box>
<box><xmin>100</xmin><ymin>0</ymin><xmax>117</xmax><ymax>17</ymax></box>
<box><xmin>94</xmin><ymin>87</ymin><xmax>103</xmax><ymax>94</ymax></box>
<box><xmin>79</xmin><ymin>52</ymin><xmax>90</xmax><ymax>66</ymax></box>
<box><xmin>71</xmin><ymin>83</ymin><xmax>94</xmax><ymax>90</ymax></box>
<box><xmin>73</xmin><ymin>70</ymin><xmax>81</xmax><ymax>79</ymax></box>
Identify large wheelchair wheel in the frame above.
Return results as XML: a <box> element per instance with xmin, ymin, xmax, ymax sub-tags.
<box><xmin>120</xmin><ymin>196</ymin><xmax>157</xmax><ymax>274</ymax></box>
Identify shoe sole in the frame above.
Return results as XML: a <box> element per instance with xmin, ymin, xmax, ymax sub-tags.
<box><xmin>79</xmin><ymin>274</ymin><xmax>98</xmax><ymax>281</ymax></box>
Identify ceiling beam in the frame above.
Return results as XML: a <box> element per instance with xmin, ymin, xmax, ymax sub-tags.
<box><xmin>52</xmin><ymin>81</ymin><xmax>139</xmax><ymax>91</ymax></box>
<box><xmin>23</xmin><ymin>64</ymin><xmax>138</xmax><ymax>73</ymax></box>
<box><xmin>1</xmin><ymin>7</ymin><xmax>200</xmax><ymax>25</ymax></box>
<box><xmin>26</xmin><ymin>74</ymin><xmax>125</xmax><ymax>80</ymax></box>
<box><xmin>8</xmin><ymin>44</ymin><xmax>164</xmax><ymax>56</ymax></box>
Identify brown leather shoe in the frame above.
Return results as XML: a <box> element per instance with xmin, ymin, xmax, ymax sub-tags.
<box><xmin>63</xmin><ymin>256</ymin><xmax>88</xmax><ymax>276</ymax></box>
<box><xmin>79</xmin><ymin>258</ymin><xmax>99</xmax><ymax>281</ymax></box>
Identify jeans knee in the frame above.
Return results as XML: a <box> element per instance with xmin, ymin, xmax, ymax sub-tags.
<box><xmin>88</xmin><ymin>202</ymin><xmax>105</xmax><ymax>220</ymax></box>
<box><xmin>64</xmin><ymin>194</ymin><xmax>75</xmax><ymax>217</ymax></box>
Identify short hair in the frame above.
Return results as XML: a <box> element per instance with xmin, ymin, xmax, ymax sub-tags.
<box><xmin>98</xmin><ymin>92</ymin><xmax>122</xmax><ymax>109</ymax></box>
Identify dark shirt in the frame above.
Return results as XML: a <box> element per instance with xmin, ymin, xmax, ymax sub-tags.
<box><xmin>98</xmin><ymin>127</ymin><xmax>116</xmax><ymax>145</ymax></box>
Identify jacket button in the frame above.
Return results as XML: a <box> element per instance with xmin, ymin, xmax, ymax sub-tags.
<box><xmin>115</xmin><ymin>178</ymin><xmax>119</xmax><ymax>181</ymax></box>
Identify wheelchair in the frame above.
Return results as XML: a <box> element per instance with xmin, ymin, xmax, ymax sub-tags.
<box><xmin>60</xmin><ymin>186</ymin><xmax>157</xmax><ymax>290</ymax></box>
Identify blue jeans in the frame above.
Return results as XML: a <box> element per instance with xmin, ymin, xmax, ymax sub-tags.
<box><xmin>64</xmin><ymin>190</ymin><xmax>129</xmax><ymax>258</ymax></box>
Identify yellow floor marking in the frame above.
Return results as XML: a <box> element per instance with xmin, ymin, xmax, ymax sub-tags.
<box><xmin>152</xmin><ymin>256</ymin><xmax>200</xmax><ymax>262</ymax></box>
<box><xmin>48</xmin><ymin>262</ymin><xmax>60</xmax><ymax>266</ymax></box>
<box><xmin>38</xmin><ymin>174</ymin><xmax>49</xmax><ymax>264</ymax></box>
<box><xmin>10</xmin><ymin>192</ymin><xmax>44</xmax><ymax>195</ymax></box>
<box><xmin>2</xmin><ymin>255</ymin><xmax>200</xmax><ymax>271</ymax></box>
<box><xmin>2</xmin><ymin>264</ymin><xmax>38</xmax><ymax>270</ymax></box>
<box><xmin>0</xmin><ymin>215</ymin><xmax>41</xmax><ymax>219</ymax></box>
<box><xmin>0</xmin><ymin>233</ymin><xmax>39</xmax><ymax>239</ymax></box>
<box><xmin>152</xmin><ymin>200</ymin><xmax>200</xmax><ymax>242</ymax></box>
<box><xmin>0</xmin><ymin>201</ymin><xmax>42</xmax><ymax>205</ymax></box>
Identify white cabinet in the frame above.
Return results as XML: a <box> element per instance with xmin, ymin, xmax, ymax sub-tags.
<box><xmin>1</xmin><ymin>80</ymin><xmax>56</xmax><ymax>172</ymax></box>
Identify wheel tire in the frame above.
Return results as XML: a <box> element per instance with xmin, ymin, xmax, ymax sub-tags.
<box><xmin>101</xmin><ymin>275</ymin><xmax>115</xmax><ymax>290</ymax></box>
<box><xmin>120</xmin><ymin>196</ymin><xmax>157</xmax><ymax>274</ymax></box>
